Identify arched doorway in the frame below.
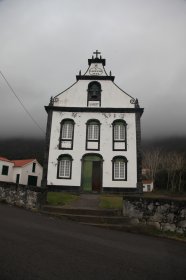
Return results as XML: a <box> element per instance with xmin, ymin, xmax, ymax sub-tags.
<box><xmin>81</xmin><ymin>154</ymin><xmax>103</xmax><ymax>192</ymax></box>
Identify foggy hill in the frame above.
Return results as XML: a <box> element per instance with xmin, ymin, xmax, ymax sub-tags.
<box><xmin>0</xmin><ymin>138</ymin><xmax>45</xmax><ymax>164</ymax></box>
<box><xmin>142</xmin><ymin>137</ymin><xmax>186</xmax><ymax>154</ymax></box>
<box><xmin>0</xmin><ymin>137</ymin><xmax>186</xmax><ymax>166</ymax></box>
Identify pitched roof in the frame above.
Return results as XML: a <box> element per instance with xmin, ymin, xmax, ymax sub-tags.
<box><xmin>0</xmin><ymin>156</ymin><xmax>11</xmax><ymax>162</ymax></box>
<box><xmin>12</xmin><ymin>159</ymin><xmax>35</xmax><ymax>167</ymax></box>
<box><xmin>142</xmin><ymin>179</ymin><xmax>153</xmax><ymax>184</ymax></box>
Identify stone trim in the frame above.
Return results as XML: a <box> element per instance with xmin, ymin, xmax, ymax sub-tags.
<box><xmin>76</xmin><ymin>75</ymin><xmax>115</xmax><ymax>81</ymax></box>
<box><xmin>135</xmin><ymin>111</ymin><xmax>143</xmax><ymax>193</ymax></box>
<box><xmin>41</xmin><ymin>108</ymin><xmax>53</xmax><ymax>188</ymax></box>
<box><xmin>45</xmin><ymin>106</ymin><xmax>144</xmax><ymax>114</ymax></box>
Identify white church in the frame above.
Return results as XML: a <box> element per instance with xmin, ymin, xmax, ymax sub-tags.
<box><xmin>43</xmin><ymin>51</ymin><xmax>144</xmax><ymax>193</ymax></box>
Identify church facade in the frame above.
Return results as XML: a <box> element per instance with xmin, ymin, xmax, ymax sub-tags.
<box><xmin>43</xmin><ymin>51</ymin><xmax>144</xmax><ymax>192</ymax></box>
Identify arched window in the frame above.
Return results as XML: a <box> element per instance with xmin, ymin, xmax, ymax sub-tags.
<box><xmin>57</xmin><ymin>154</ymin><xmax>73</xmax><ymax>179</ymax></box>
<box><xmin>59</xmin><ymin>119</ymin><xmax>75</xmax><ymax>149</ymax></box>
<box><xmin>112</xmin><ymin>156</ymin><xmax>128</xmax><ymax>181</ymax></box>
<box><xmin>87</xmin><ymin>81</ymin><xmax>101</xmax><ymax>107</ymax></box>
<box><xmin>86</xmin><ymin>119</ymin><xmax>100</xmax><ymax>150</ymax></box>
<box><xmin>112</xmin><ymin>120</ymin><xmax>127</xmax><ymax>151</ymax></box>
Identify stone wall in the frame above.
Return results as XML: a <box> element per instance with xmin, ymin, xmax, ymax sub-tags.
<box><xmin>123</xmin><ymin>196</ymin><xmax>186</xmax><ymax>235</ymax></box>
<box><xmin>0</xmin><ymin>181</ymin><xmax>47</xmax><ymax>210</ymax></box>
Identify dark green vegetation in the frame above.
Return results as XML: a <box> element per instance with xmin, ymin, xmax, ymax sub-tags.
<box><xmin>142</xmin><ymin>137</ymin><xmax>186</xmax><ymax>193</ymax></box>
<box><xmin>47</xmin><ymin>192</ymin><xmax>78</xmax><ymax>206</ymax></box>
<box><xmin>99</xmin><ymin>195</ymin><xmax>123</xmax><ymax>209</ymax></box>
<box><xmin>47</xmin><ymin>192</ymin><xmax>123</xmax><ymax>209</ymax></box>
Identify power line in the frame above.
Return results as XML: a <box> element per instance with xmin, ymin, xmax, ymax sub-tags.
<box><xmin>0</xmin><ymin>69</ymin><xmax>45</xmax><ymax>135</ymax></box>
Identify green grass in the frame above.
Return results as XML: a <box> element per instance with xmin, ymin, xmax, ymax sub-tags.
<box><xmin>99</xmin><ymin>195</ymin><xmax>123</xmax><ymax>209</ymax></box>
<box><xmin>47</xmin><ymin>192</ymin><xmax>78</xmax><ymax>206</ymax></box>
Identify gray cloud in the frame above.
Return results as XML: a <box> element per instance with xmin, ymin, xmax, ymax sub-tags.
<box><xmin>0</xmin><ymin>0</ymin><xmax>186</xmax><ymax>139</ymax></box>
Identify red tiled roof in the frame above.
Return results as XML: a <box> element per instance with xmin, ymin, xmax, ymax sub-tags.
<box><xmin>0</xmin><ymin>156</ymin><xmax>11</xmax><ymax>162</ymax></box>
<box><xmin>12</xmin><ymin>159</ymin><xmax>35</xmax><ymax>167</ymax></box>
<box><xmin>142</xmin><ymin>179</ymin><xmax>153</xmax><ymax>184</ymax></box>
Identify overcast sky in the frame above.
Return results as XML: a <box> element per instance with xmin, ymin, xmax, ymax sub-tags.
<box><xmin>0</xmin><ymin>0</ymin><xmax>186</xmax><ymax>139</ymax></box>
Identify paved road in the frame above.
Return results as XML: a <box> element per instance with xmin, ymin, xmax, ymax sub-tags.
<box><xmin>0</xmin><ymin>204</ymin><xmax>186</xmax><ymax>280</ymax></box>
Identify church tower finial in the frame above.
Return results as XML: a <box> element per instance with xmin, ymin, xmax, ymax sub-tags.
<box><xmin>93</xmin><ymin>50</ymin><xmax>101</xmax><ymax>58</ymax></box>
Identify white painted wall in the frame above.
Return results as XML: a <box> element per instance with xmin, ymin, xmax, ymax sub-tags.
<box><xmin>54</xmin><ymin>79</ymin><xmax>135</xmax><ymax>108</ymax></box>
<box><xmin>47</xmin><ymin>59</ymin><xmax>140</xmax><ymax>190</ymax></box>
<box><xmin>47</xmin><ymin>111</ymin><xmax>137</xmax><ymax>188</ymax></box>
<box><xmin>12</xmin><ymin>161</ymin><xmax>43</xmax><ymax>187</ymax></box>
<box><xmin>0</xmin><ymin>159</ymin><xmax>43</xmax><ymax>187</ymax></box>
<box><xmin>12</xmin><ymin>167</ymin><xmax>22</xmax><ymax>184</ymax></box>
<box><xmin>143</xmin><ymin>181</ymin><xmax>154</xmax><ymax>192</ymax></box>
<box><xmin>0</xmin><ymin>160</ymin><xmax>14</xmax><ymax>183</ymax></box>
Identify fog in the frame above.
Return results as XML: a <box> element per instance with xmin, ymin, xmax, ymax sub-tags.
<box><xmin>0</xmin><ymin>0</ymin><xmax>186</xmax><ymax>139</ymax></box>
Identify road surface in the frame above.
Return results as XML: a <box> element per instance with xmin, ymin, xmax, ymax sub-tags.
<box><xmin>0</xmin><ymin>203</ymin><xmax>186</xmax><ymax>280</ymax></box>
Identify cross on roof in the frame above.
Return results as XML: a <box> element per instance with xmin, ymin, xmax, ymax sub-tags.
<box><xmin>93</xmin><ymin>50</ymin><xmax>101</xmax><ymax>58</ymax></box>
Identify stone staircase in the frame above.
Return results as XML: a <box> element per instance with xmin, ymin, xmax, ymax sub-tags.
<box><xmin>40</xmin><ymin>205</ymin><xmax>132</xmax><ymax>230</ymax></box>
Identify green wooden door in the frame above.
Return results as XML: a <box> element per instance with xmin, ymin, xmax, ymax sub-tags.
<box><xmin>81</xmin><ymin>155</ymin><xmax>102</xmax><ymax>192</ymax></box>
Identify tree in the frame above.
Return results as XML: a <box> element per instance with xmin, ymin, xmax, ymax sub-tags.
<box><xmin>142</xmin><ymin>149</ymin><xmax>162</xmax><ymax>181</ymax></box>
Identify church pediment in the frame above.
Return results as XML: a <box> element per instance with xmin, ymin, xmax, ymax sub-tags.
<box><xmin>76</xmin><ymin>50</ymin><xmax>115</xmax><ymax>81</ymax></box>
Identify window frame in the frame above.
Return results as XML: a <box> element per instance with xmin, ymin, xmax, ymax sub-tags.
<box><xmin>57</xmin><ymin>154</ymin><xmax>73</xmax><ymax>179</ymax></box>
<box><xmin>32</xmin><ymin>162</ymin><xmax>36</xmax><ymax>173</ymax></box>
<box><xmin>59</xmin><ymin>119</ymin><xmax>75</xmax><ymax>150</ymax></box>
<box><xmin>112</xmin><ymin>156</ymin><xmax>128</xmax><ymax>181</ymax></box>
<box><xmin>112</xmin><ymin>120</ymin><xmax>127</xmax><ymax>151</ymax></box>
<box><xmin>2</xmin><ymin>165</ymin><xmax>9</xmax><ymax>176</ymax></box>
<box><xmin>86</xmin><ymin>119</ymin><xmax>101</xmax><ymax>151</ymax></box>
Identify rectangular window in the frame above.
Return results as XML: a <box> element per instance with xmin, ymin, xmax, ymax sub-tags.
<box><xmin>2</xmin><ymin>165</ymin><xmax>9</xmax><ymax>176</ymax></box>
<box><xmin>60</xmin><ymin>120</ymin><xmax>74</xmax><ymax>150</ymax></box>
<box><xmin>114</xmin><ymin>161</ymin><xmax>125</xmax><ymax>180</ymax></box>
<box><xmin>59</xmin><ymin>160</ymin><xmax>71</xmax><ymax>178</ymax></box>
<box><xmin>88</xmin><ymin>124</ymin><xmax>99</xmax><ymax>140</ymax></box>
<box><xmin>114</xmin><ymin>124</ymin><xmax>125</xmax><ymax>140</ymax></box>
<box><xmin>62</xmin><ymin>123</ymin><xmax>73</xmax><ymax>139</ymax></box>
<box><xmin>113</xmin><ymin>121</ymin><xmax>127</xmax><ymax>151</ymax></box>
<box><xmin>32</xmin><ymin>162</ymin><xmax>36</xmax><ymax>173</ymax></box>
<box><xmin>86</xmin><ymin>120</ymin><xmax>100</xmax><ymax>151</ymax></box>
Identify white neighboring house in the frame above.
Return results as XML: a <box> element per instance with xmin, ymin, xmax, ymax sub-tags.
<box><xmin>43</xmin><ymin>51</ymin><xmax>144</xmax><ymax>193</ymax></box>
<box><xmin>143</xmin><ymin>180</ymin><xmax>154</xmax><ymax>192</ymax></box>
<box><xmin>0</xmin><ymin>157</ymin><xmax>14</xmax><ymax>183</ymax></box>
<box><xmin>0</xmin><ymin>157</ymin><xmax>43</xmax><ymax>187</ymax></box>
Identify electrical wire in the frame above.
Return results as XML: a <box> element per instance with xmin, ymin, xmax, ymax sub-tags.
<box><xmin>0</xmin><ymin>69</ymin><xmax>45</xmax><ymax>135</ymax></box>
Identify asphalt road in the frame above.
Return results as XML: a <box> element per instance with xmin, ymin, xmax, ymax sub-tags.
<box><xmin>0</xmin><ymin>204</ymin><xmax>186</xmax><ymax>280</ymax></box>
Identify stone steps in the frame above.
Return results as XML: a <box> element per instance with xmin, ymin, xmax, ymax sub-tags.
<box><xmin>40</xmin><ymin>210</ymin><xmax>129</xmax><ymax>224</ymax></box>
<box><xmin>80</xmin><ymin>222</ymin><xmax>132</xmax><ymax>230</ymax></box>
<box><xmin>42</xmin><ymin>205</ymin><xmax>122</xmax><ymax>216</ymax></box>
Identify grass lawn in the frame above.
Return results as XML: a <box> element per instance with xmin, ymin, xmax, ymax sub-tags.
<box><xmin>99</xmin><ymin>195</ymin><xmax>123</xmax><ymax>209</ymax></box>
<box><xmin>47</xmin><ymin>192</ymin><xmax>78</xmax><ymax>206</ymax></box>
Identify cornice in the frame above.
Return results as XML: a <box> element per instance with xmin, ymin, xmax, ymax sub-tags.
<box><xmin>76</xmin><ymin>75</ymin><xmax>115</xmax><ymax>81</ymax></box>
<box><xmin>45</xmin><ymin>106</ymin><xmax>144</xmax><ymax>115</ymax></box>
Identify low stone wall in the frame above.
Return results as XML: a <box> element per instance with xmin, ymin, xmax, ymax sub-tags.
<box><xmin>123</xmin><ymin>196</ymin><xmax>186</xmax><ymax>235</ymax></box>
<box><xmin>0</xmin><ymin>181</ymin><xmax>47</xmax><ymax>210</ymax></box>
